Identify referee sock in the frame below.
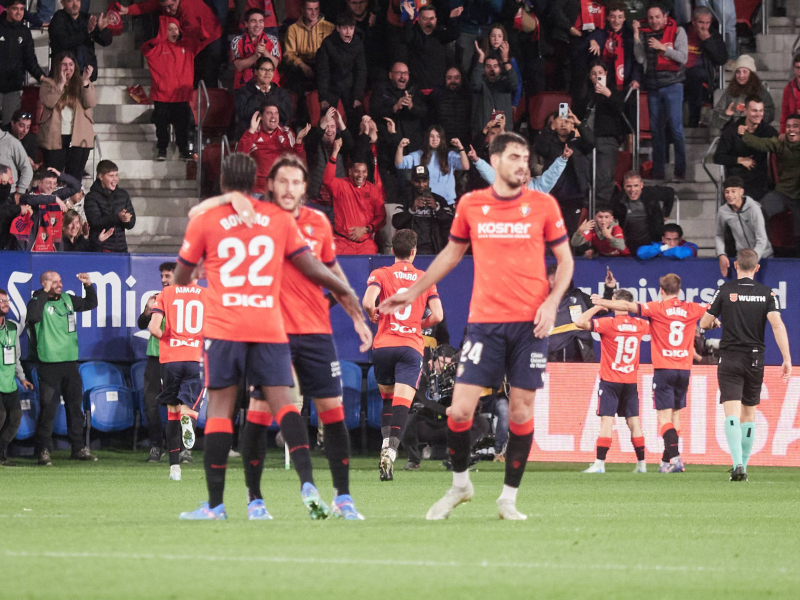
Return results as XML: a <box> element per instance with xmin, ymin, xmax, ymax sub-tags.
<box><xmin>741</xmin><ymin>422</ymin><xmax>755</xmax><ymax>471</ymax></box>
<box><xmin>596</xmin><ymin>437</ymin><xmax>612</xmax><ymax>461</ymax></box>
<box><xmin>277</xmin><ymin>405</ymin><xmax>314</xmax><ymax>487</ymax></box>
<box><xmin>632</xmin><ymin>437</ymin><xmax>645</xmax><ymax>462</ymax></box>
<box><xmin>388</xmin><ymin>397</ymin><xmax>412</xmax><ymax>452</ymax></box>
<box><xmin>724</xmin><ymin>415</ymin><xmax>743</xmax><ymax>467</ymax></box>
<box><xmin>166</xmin><ymin>412</ymin><xmax>182</xmax><ymax>467</ymax></box>
<box><xmin>380</xmin><ymin>395</ymin><xmax>393</xmax><ymax>442</ymax></box>
<box><xmin>203</xmin><ymin>418</ymin><xmax>233</xmax><ymax>509</ymax></box>
<box><xmin>661</xmin><ymin>424</ymin><xmax>679</xmax><ymax>460</ymax></box>
<box><xmin>241</xmin><ymin>410</ymin><xmax>272</xmax><ymax>503</ymax></box>
<box><xmin>447</xmin><ymin>416</ymin><xmax>473</xmax><ymax>475</ymax></box>
<box><xmin>504</xmin><ymin>419</ymin><xmax>534</xmax><ymax>488</ymax></box>
<box><xmin>319</xmin><ymin>405</ymin><xmax>350</xmax><ymax>496</ymax></box>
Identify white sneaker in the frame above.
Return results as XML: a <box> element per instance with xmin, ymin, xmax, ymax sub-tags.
<box><xmin>426</xmin><ymin>481</ymin><xmax>474</xmax><ymax>520</ymax></box>
<box><xmin>180</xmin><ymin>415</ymin><xmax>195</xmax><ymax>449</ymax></box>
<box><xmin>582</xmin><ymin>460</ymin><xmax>605</xmax><ymax>473</ymax></box>
<box><xmin>632</xmin><ymin>460</ymin><xmax>647</xmax><ymax>473</ymax></box>
<box><xmin>169</xmin><ymin>465</ymin><xmax>181</xmax><ymax>481</ymax></box>
<box><xmin>497</xmin><ymin>498</ymin><xmax>528</xmax><ymax>520</ymax></box>
<box><xmin>379</xmin><ymin>447</ymin><xmax>396</xmax><ymax>482</ymax></box>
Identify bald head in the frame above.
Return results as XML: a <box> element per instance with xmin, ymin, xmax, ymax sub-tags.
<box><xmin>40</xmin><ymin>271</ymin><xmax>58</xmax><ymax>285</ymax></box>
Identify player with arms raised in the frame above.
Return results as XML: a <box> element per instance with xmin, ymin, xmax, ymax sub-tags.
<box><xmin>592</xmin><ymin>273</ymin><xmax>710</xmax><ymax>473</ymax></box>
<box><xmin>380</xmin><ymin>132</ymin><xmax>574</xmax><ymax>520</ymax></box>
<box><xmin>576</xmin><ymin>290</ymin><xmax>650</xmax><ymax>473</ymax></box>
<box><xmin>362</xmin><ymin>229</ymin><xmax>443</xmax><ymax>481</ymax></box>
<box><xmin>176</xmin><ymin>154</ymin><xmax>370</xmax><ymax>520</ymax></box>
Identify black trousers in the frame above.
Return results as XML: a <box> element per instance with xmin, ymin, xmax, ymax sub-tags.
<box><xmin>0</xmin><ymin>390</ymin><xmax>22</xmax><ymax>458</ymax></box>
<box><xmin>194</xmin><ymin>39</ymin><xmax>224</xmax><ymax>89</ymax></box>
<box><xmin>35</xmin><ymin>361</ymin><xmax>84</xmax><ymax>453</ymax></box>
<box><xmin>143</xmin><ymin>355</ymin><xmax>163</xmax><ymax>447</ymax></box>
<box><xmin>684</xmin><ymin>66</ymin><xmax>708</xmax><ymax>127</ymax></box>
<box><xmin>40</xmin><ymin>135</ymin><xmax>92</xmax><ymax>180</ymax></box>
<box><xmin>153</xmin><ymin>101</ymin><xmax>191</xmax><ymax>153</ymax></box>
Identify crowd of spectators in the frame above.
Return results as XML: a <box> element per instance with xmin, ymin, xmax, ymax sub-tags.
<box><xmin>0</xmin><ymin>0</ymin><xmax>798</xmax><ymax>261</ymax></box>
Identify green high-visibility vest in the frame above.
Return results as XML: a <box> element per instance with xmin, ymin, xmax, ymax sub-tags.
<box><xmin>35</xmin><ymin>293</ymin><xmax>79</xmax><ymax>363</ymax></box>
<box><xmin>146</xmin><ymin>320</ymin><xmax>164</xmax><ymax>357</ymax></box>
<box><xmin>0</xmin><ymin>321</ymin><xmax>18</xmax><ymax>394</ymax></box>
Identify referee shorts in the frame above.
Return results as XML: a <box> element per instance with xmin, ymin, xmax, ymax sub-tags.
<box><xmin>718</xmin><ymin>351</ymin><xmax>764</xmax><ymax>406</ymax></box>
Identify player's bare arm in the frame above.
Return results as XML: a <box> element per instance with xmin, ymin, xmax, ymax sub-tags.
<box><xmin>591</xmin><ymin>295</ymin><xmax>638</xmax><ymax>313</ymax></box>
<box><xmin>420</xmin><ymin>297</ymin><xmax>444</xmax><ymax>329</ymax></box>
<box><xmin>362</xmin><ymin>284</ymin><xmax>380</xmax><ymax>323</ymax></box>
<box><xmin>173</xmin><ymin>262</ymin><xmax>194</xmax><ymax>286</ymax></box>
<box><xmin>574</xmin><ymin>305</ymin><xmax>605</xmax><ymax>331</ymax></box>
<box><xmin>699</xmin><ymin>312</ymin><xmax>717</xmax><ymax>330</ymax></box>
<box><xmin>187</xmin><ymin>192</ymin><xmax>253</xmax><ymax>222</ymax></box>
<box><xmin>767</xmin><ymin>312</ymin><xmax>792</xmax><ymax>381</ymax></box>
<box><xmin>379</xmin><ymin>240</ymin><xmax>468</xmax><ymax>314</ymax></box>
<box><xmin>534</xmin><ymin>241</ymin><xmax>574</xmax><ymax>338</ymax></box>
<box><xmin>147</xmin><ymin>312</ymin><xmax>164</xmax><ymax>339</ymax></box>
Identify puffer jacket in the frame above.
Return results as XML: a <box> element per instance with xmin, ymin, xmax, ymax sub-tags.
<box><xmin>315</xmin><ymin>28</ymin><xmax>367</xmax><ymax>107</ymax></box>
<box><xmin>83</xmin><ymin>178</ymin><xmax>136</xmax><ymax>252</ymax></box>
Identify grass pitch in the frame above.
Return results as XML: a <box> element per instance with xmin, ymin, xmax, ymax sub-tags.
<box><xmin>2</xmin><ymin>452</ymin><xmax>799</xmax><ymax>600</ymax></box>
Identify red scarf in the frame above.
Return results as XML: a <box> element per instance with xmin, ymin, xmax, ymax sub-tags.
<box><xmin>574</xmin><ymin>0</ymin><xmax>604</xmax><ymax>32</ymax></box>
<box><xmin>603</xmin><ymin>28</ymin><xmax>626</xmax><ymax>90</ymax></box>
<box><xmin>641</xmin><ymin>18</ymin><xmax>681</xmax><ymax>72</ymax></box>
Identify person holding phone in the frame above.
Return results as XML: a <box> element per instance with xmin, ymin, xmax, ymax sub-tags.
<box><xmin>470</xmin><ymin>40</ymin><xmax>518</xmax><ymax>138</ymax></box>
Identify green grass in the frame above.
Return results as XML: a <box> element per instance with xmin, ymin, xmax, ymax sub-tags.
<box><xmin>2</xmin><ymin>452</ymin><xmax>799</xmax><ymax>599</ymax></box>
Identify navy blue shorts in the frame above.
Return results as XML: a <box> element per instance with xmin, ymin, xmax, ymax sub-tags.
<box><xmin>157</xmin><ymin>361</ymin><xmax>203</xmax><ymax>407</ymax></box>
<box><xmin>373</xmin><ymin>346</ymin><xmax>424</xmax><ymax>389</ymax></box>
<box><xmin>653</xmin><ymin>369</ymin><xmax>690</xmax><ymax>411</ymax></box>
<box><xmin>597</xmin><ymin>380</ymin><xmax>639</xmax><ymax>418</ymax></box>
<box><xmin>456</xmin><ymin>322</ymin><xmax>547</xmax><ymax>391</ymax></box>
<box><xmin>204</xmin><ymin>339</ymin><xmax>294</xmax><ymax>390</ymax></box>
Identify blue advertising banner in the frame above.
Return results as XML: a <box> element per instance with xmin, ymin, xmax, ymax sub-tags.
<box><xmin>1</xmin><ymin>253</ymin><xmax>796</xmax><ymax>365</ymax></box>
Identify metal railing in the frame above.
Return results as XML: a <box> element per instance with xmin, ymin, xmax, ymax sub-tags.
<box><xmin>622</xmin><ymin>86</ymin><xmax>640</xmax><ymax>172</ymax></box>
<box><xmin>221</xmin><ymin>134</ymin><xmax>232</xmax><ymax>175</ymax></box>
<box><xmin>702</xmin><ymin>136</ymin><xmax>723</xmax><ymax>216</ymax></box>
<box><xmin>195</xmin><ymin>80</ymin><xmax>210</xmax><ymax>200</ymax></box>
<box><xmin>92</xmin><ymin>134</ymin><xmax>103</xmax><ymax>180</ymax></box>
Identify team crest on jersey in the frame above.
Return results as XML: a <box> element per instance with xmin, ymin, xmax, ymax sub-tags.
<box><xmin>278</xmin><ymin>135</ymin><xmax>285</xmax><ymax>143</ymax></box>
<box><xmin>481</xmin><ymin>205</ymin><xmax>490</xmax><ymax>215</ymax></box>
<box><xmin>304</xmin><ymin>225</ymin><xmax>314</xmax><ymax>236</ymax></box>
<box><xmin>729</xmin><ymin>294</ymin><xmax>738</xmax><ymax>302</ymax></box>
<box><xmin>519</xmin><ymin>203</ymin><xmax>531</xmax><ymax>217</ymax></box>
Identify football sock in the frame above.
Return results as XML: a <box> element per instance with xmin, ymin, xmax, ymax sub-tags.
<box><xmin>498</xmin><ymin>484</ymin><xmax>518</xmax><ymax>502</ymax></box>
<box><xmin>241</xmin><ymin>410</ymin><xmax>272</xmax><ymax>503</ymax></box>
<box><xmin>380</xmin><ymin>395</ymin><xmax>393</xmax><ymax>441</ymax></box>
<box><xmin>166</xmin><ymin>412</ymin><xmax>182</xmax><ymax>467</ymax></box>
<box><xmin>741</xmin><ymin>422</ymin><xmax>755</xmax><ymax>470</ymax></box>
<box><xmin>388</xmin><ymin>397</ymin><xmax>412</xmax><ymax>452</ymax></box>
<box><xmin>661</xmin><ymin>424</ymin><xmax>679</xmax><ymax>460</ymax></box>
<box><xmin>504</xmin><ymin>419</ymin><xmax>534</xmax><ymax>488</ymax></box>
<box><xmin>596</xmin><ymin>437</ymin><xmax>612</xmax><ymax>461</ymax></box>
<box><xmin>203</xmin><ymin>418</ymin><xmax>233</xmax><ymax>509</ymax></box>
<box><xmin>632</xmin><ymin>436</ymin><xmax>645</xmax><ymax>462</ymax></box>
<box><xmin>447</xmin><ymin>416</ymin><xmax>473</xmax><ymax>474</ymax></box>
<box><xmin>724</xmin><ymin>415</ymin><xmax>743</xmax><ymax>467</ymax></box>
<box><xmin>277</xmin><ymin>405</ymin><xmax>314</xmax><ymax>487</ymax></box>
<box><xmin>319</xmin><ymin>406</ymin><xmax>350</xmax><ymax>496</ymax></box>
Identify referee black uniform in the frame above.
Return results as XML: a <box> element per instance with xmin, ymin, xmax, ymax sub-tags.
<box><xmin>706</xmin><ymin>276</ymin><xmax>779</xmax><ymax>405</ymax></box>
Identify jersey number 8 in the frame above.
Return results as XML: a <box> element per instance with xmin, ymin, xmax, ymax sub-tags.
<box><xmin>668</xmin><ymin>321</ymin><xmax>685</xmax><ymax>346</ymax></box>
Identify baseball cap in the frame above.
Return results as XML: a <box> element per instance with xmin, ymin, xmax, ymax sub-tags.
<box><xmin>412</xmin><ymin>165</ymin><xmax>429</xmax><ymax>180</ymax></box>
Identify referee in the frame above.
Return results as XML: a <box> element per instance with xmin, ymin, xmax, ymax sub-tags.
<box><xmin>26</xmin><ymin>271</ymin><xmax>98</xmax><ymax>466</ymax></box>
<box><xmin>700</xmin><ymin>249</ymin><xmax>792</xmax><ymax>481</ymax></box>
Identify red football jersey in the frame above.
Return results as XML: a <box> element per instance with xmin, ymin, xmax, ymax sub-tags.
<box><xmin>152</xmin><ymin>283</ymin><xmax>205</xmax><ymax>363</ymax></box>
<box><xmin>281</xmin><ymin>206</ymin><xmax>337</xmax><ymax>335</ymax></box>
<box><xmin>367</xmin><ymin>262</ymin><xmax>438</xmax><ymax>354</ymax></box>
<box><xmin>593</xmin><ymin>315</ymin><xmax>650</xmax><ymax>384</ymax></box>
<box><xmin>178</xmin><ymin>198</ymin><xmax>310</xmax><ymax>343</ymax></box>
<box><xmin>448</xmin><ymin>187</ymin><xmax>568</xmax><ymax>323</ymax></box>
<box><xmin>640</xmin><ymin>298</ymin><xmax>707</xmax><ymax>370</ymax></box>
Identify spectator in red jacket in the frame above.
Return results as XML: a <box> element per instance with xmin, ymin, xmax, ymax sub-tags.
<box><xmin>119</xmin><ymin>0</ymin><xmax>222</xmax><ymax>87</ymax></box>
<box><xmin>323</xmin><ymin>136</ymin><xmax>385</xmax><ymax>254</ymax></box>
<box><xmin>781</xmin><ymin>53</ymin><xmax>800</xmax><ymax>134</ymax></box>
<box><xmin>231</xmin><ymin>8</ymin><xmax>281</xmax><ymax>90</ymax></box>
<box><xmin>236</xmin><ymin>101</ymin><xmax>310</xmax><ymax>195</ymax></box>
<box><xmin>571</xmin><ymin>205</ymin><xmax>630</xmax><ymax>258</ymax></box>
<box><xmin>141</xmin><ymin>16</ymin><xmax>203</xmax><ymax>161</ymax></box>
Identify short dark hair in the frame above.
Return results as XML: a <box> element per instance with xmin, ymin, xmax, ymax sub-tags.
<box><xmin>222</xmin><ymin>153</ymin><xmax>258</xmax><ymax>194</ymax></box>
<box><xmin>623</xmin><ymin>170</ymin><xmax>642</xmax><ymax>183</ymax></box>
<box><xmin>254</xmin><ymin>56</ymin><xmax>275</xmax><ymax>72</ymax></box>
<box><xmin>648</xmin><ymin>2</ymin><xmax>667</xmax><ymax>14</ymax></box>
<box><xmin>659</xmin><ymin>273</ymin><xmax>682</xmax><ymax>296</ymax></box>
<box><xmin>736</xmin><ymin>248</ymin><xmax>759</xmax><ymax>271</ymax></box>
<box><xmin>663</xmin><ymin>223</ymin><xmax>683</xmax><ymax>237</ymax></box>
<box><xmin>0</xmin><ymin>288</ymin><xmax>7</xmax><ymax>296</ymax></box>
<box><xmin>268</xmin><ymin>153</ymin><xmax>308</xmax><ymax>183</ymax></box>
<box><xmin>594</xmin><ymin>204</ymin><xmax>614</xmax><ymax>215</ymax></box>
<box><xmin>159</xmin><ymin>262</ymin><xmax>177</xmax><ymax>273</ymax></box>
<box><xmin>489</xmin><ymin>132</ymin><xmax>528</xmax><ymax>157</ymax></box>
<box><xmin>606</xmin><ymin>1</ymin><xmax>626</xmax><ymax>13</ymax></box>
<box><xmin>588</xmin><ymin>59</ymin><xmax>608</xmax><ymax>74</ymax></box>
<box><xmin>302</xmin><ymin>0</ymin><xmax>319</xmax><ymax>5</ymax></box>
<box><xmin>11</xmin><ymin>109</ymin><xmax>31</xmax><ymax>122</ymax></box>
<box><xmin>418</xmin><ymin>4</ymin><xmax>436</xmax><ymax>15</ymax></box>
<box><xmin>336</xmin><ymin>11</ymin><xmax>357</xmax><ymax>27</ymax></box>
<box><xmin>692</xmin><ymin>6</ymin><xmax>713</xmax><ymax>18</ymax></box>
<box><xmin>793</xmin><ymin>53</ymin><xmax>800</xmax><ymax>65</ymax></box>
<box><xmin>260</xmin><ymin>99</ymin><xmax>280</xmax><ymax>114</ymax></box>
<box><xmin>613</xmin><ymin>289</ymin><xmax>634</xmax><ymax>303</ymax></box>
<box><xmin>392</xmin><ymin>229</ymin><xmax>417</xmax><ymax>259</ymax></box>
<box><xmin>244</xmin><ymin>7</ymin><xmax>265</xmax><ymax>20</ymax></box>
<box><xmin>744</xmin><ymin>95</ymin><xmax>763</xmax><ymax>107</ymax></box>
<box><xmin>723</xmin><ymin>175</ymin><xmax>744</xmax><ymax>190</ymax></box>
<box><xmin>6</xmin><ymin>0</ymin><xmax>25</xmax><ymax>7</ymax></box>
<box><xmin>97</xmin><ymin>160</ymin><xmax>118</xmax><ymax>176</ymax></box>
<box><xmin>786</xmin><ymin>114</ymin><xmax>800</xmax><ymax>124</ymax></box>
<box><xmin>34</xmin><ymin>168</ymin><xmax>57</xmax><ymax>182</ymax></box>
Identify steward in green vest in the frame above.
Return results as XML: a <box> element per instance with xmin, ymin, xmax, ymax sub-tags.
<box><xmin>25</xmin><ymin>271</ymin><xmax>98</xmax><ymax>465</ymax></box>
<box><xmin>0</xmin><ymin>288</ymin><xmax>33</xmax><ymax>467</ymax></box>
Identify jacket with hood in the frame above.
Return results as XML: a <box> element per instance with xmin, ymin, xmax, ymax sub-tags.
<box><xmin>284</xmin><ymin>17</ymin><xmax>335</xmax><ymax>66</ymax></box>
<box><xmin>49</xmin><ymin>9</ymin><xmax>113</xmax><ymax>82</ymax></box>
<box><xmin>715</xmin><ymin>196</ymin><xmax>772</xmax><ymax>260</ymax></box>
<box><xmin>234</xmin><ymin>79</ymin><xmax>293</xmax><ymax>138</ymax></box>
<box><xmin>470</xmin><ymin>60</ymin><xmax>518</xmax><ymax>137</ymax></box>
<box><xmin>315</xmin><ymin>28</ymin><xmax>367</xmax><ymax>107</ymax></box>
<box><xmin>84</xmin><ymin>178</ymin><xmax>136</xmax><ymax>253</ymax></box>
<box><xmin>126</xmin><ymin>0</ymin><xmax>221</xmax><ymax>50</ymax></box>
<box><xmin>141</xmin><ymin>17</ymin><xmax>204</xmax><ymax>103</ymax></box>
<box><xmin>741</xmin><ymin>131</ymin><xmax>800</xmax><ymax>200</ymax></box>
<box><xmin>0</xmin><ymin>15</ymin><xmax>45</xmax><ymax>93</ymax></box>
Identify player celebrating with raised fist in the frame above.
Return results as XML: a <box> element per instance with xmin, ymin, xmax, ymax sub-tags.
<box><xmin>362</xmin><ymin>229</ymin><xmax>443</xmax><ymax>482</ymax></box>
<box><xmin>380</xmin><ymin>132</ymin><xmax>574</xmax><ymax>520</ymax></box>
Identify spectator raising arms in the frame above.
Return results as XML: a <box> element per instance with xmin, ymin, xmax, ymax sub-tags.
<box><xmin>471</xmin><ymin>41</ymin><xmax>518</xmax><ymax>137</ymax></box>
<box><xmin>305</xmin><ymin>106</ymin><xmax>354</xmax><ymax>209</ymax></box>
<box><xmin>0</xmin><ymin>0</ymin><xmax>47</xmax><ymax>125</ymax></box>
<box><xmin>402</xmin><ymin>3</ymin><xmax>461</xmax><ymax>93</ymax></box>
<box><xmin>84</xmin><ymin>160</ymin><xmax>135</xmax><ymax>253</ymax></box>
<box><xmin>780</xmin><ymin>54</ymin><xmax>800</xmax><ymax>134</ymax></box>
<box><xmin>234</xmin><ymin>57</ymin><xmax>293</xmax><ymax>138</ymax></box>
<box><xmin>231</xmin><ymin>8</ymin><xmax>281</xmax><ymax>90</ymax></box>
<box><xmin>395</xmin><ymin>125</ymin><xmax>469</xmax><ymax>206</ymax></box>
<box><xmin>715</xmin><ymin>176</ymin><xmax>772</xmax><ymax>276</ymax></box>
<box><xmin>142</xmin><ymin>16</ymin><xmax>205</xmax><ymax>161</ymax></box>
<box><xmin>315</xmin><ymin>11</ymin><xmax>367</xmax><ymax>124</ymax></box>
<box><xmin>49</xmin><ymin>0</ymin><xmax>113</xmax><ymax>83</ymax></box>
<box><xmin>481</xmin><ymin>24</ymin><xmax>523</xmax><ymax>109</ymax></box>
<box><xmin>38</xmin><ymin>52</ymin><xmax>96</xmax><ymax>180</ymax></box>
<box><xmin>712</xmin><ymin>55</ymin><xmax>776</xmax><ymax>130</ymax></box>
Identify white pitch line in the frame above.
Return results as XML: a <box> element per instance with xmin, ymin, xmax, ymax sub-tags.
<box><xmin>3</xmin><ymin>550</ymin><xmax>796</xmax><ymax>576</ymax></box>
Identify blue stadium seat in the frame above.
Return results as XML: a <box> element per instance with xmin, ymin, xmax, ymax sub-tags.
<box><xmin>129</xmin><ymin>359</ymin><xmax>147</xmax><ymax>425</ymax></box>
<box><xmin>79</xmin><ymin>361</ymin><xmax>125</xmax><ymax>397</ymax></box>
<box><xmin>14</xmin><ymin>378</ymin><xmax>39</xmax><ymax>440</ymax></box>
<box><xmin>88</xmin><ymin>386</ymin><xmax>135</xmax><ymax>432</ymax></box>
<box><xmin>366</xmin><ymin>366</ymin><xmax>382</xmax><ymax>430</ymax></box>
<box><xmin>340</xmin><ymin>361</ymin><xmax>363</xmax><ymax>430</ymax></box>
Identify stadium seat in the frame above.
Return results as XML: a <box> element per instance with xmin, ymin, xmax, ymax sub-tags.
<box><xmin>88</xmin><ymin>386</ymin><xmax>135</xmax><ymax>432</ymax></box>
<box><xmin>734</xmin><ymin>0</ymin><xmax>762</xmax><ymax>48</ymax></box>
<box><xmin>79</xmin><ymin>361</ymin><xmax>125</xmax><ymax>395</ymax></box>
<box><xmin>613</xmin><ymin>150</ymin><xmax>633</xmax><ymax>192</ymax></box>
<box><xmin>362</xmin><ymin>90</ymin><xmax>371</xmax><ymax>115</ymax></box>
<box><xmin>190</xmin><ymin>88</ymin><xmax>235</xmax><ymax>138</ymax></box>
<box><xmin>340</xmin><ymin>361</ymin><xmax>363</xmax><ymax>430</ymax></box>
<box><xmin>14</xmin><ymin>378</ymin><xmax>39</xmax><ymax>441</ymax></box>
<box><xmin>639</xmin><ymin>92</ymin><xmax>651</xmax><ymax>141</ymax></box>
<box><xmin>528</xmin><ymin>92</ymin><xmax>571</xmax><ymax>131</ymax></box>
<box><xmin>769</xmin><ymin>211</ymin><xmax>794</xmax><ymax>254</ymax></box>
<box><xmin>306</xmin><ymin>90</ymin><xmax>346</xmax><ymax>128</ymax></box>
<box><xmin>366</xmin><ymin>366</ymin><xmax>382</xmax><ymax>430</ymax></box>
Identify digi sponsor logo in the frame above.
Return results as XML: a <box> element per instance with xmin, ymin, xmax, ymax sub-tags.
<box><xmin>222</xmin><ymin>293</ymin><xmax>274</xmax><ymax>308</ymax></box>
<box><xmin>170</xmin><ymin>339</ymin><xmax>200</xmax><ymax>348</ymax></box>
